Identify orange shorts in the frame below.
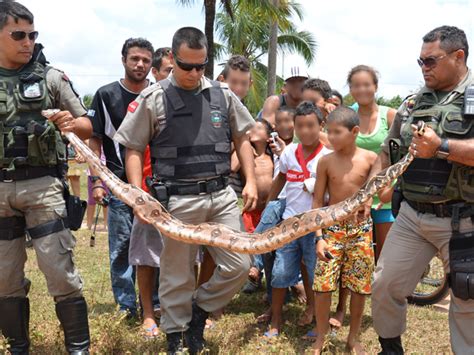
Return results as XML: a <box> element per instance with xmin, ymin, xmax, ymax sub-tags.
<box><xmin>242</xmin><ymin>208</ymin><xmax>263</xmax><ymax>233</ymax></box>
<box><xmin>313</xmin><ymin>219</ymin><xmax>374</xmax><ymax>295</ymax></box>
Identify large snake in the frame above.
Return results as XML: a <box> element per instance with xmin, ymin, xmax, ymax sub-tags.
<box><xmin>43</xmin><ymin>109</ymin><xmax>421</xmax><ymax>254</ymax></box>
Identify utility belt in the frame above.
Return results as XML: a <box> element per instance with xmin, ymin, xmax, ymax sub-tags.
<box><xmin>146</xmin><ymin>175</ymin><xmax>229</xmax><ymax>209</ymax></box>
<box><xmin>405</xmin><ymin>199</ymin><xmax>474</xmax><ymax>220</ymax></box>
<box><xmin>0</xmin><ymin>165</ymin><xmax>63</xmax><ymax>182</ymax></box>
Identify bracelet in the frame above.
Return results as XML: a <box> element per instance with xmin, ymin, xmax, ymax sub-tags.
<box><xmin>92</xmin><ymin>185</ymin><xmax>105</xmax><ymax>191</ymax></box>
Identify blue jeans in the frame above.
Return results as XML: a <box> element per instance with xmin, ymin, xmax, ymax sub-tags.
<box><xmin>108</xmin><ymin>196</ymin><xmax>136</xmax><ymax>314</ymax></box>
<box><xmin>253</xmin><ymin>199</ymin><xmax>286</xmax><ymax>302</ymax></box>
<box><xmin>272</xmin><ymin>232</ymin><xmax>316</xmax><ymax>288</ymax></box>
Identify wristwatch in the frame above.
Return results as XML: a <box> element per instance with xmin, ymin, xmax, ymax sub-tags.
<box><xmin>435</xmin><ymin>138</ymin><xmax>450</xmax><ymax>159</ymax></box>
<box><xmin>90</xmin><ymin>176</ymin><xmax>101</xmax><ymax>183</ymax></box>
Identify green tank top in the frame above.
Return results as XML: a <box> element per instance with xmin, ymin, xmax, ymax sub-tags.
<box><xmin>355</xmin><ymin>105</ymin><xmax>391</xmax><ymax>210</ymax></box>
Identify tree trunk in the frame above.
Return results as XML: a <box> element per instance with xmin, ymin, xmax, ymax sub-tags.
<box><xmin>267</xmin><ymin>0</ymin><xmax>279</xmax><ymax>97</ymax></box>
<box><xmin>204</xmin><ymin>0</ymin><xmax>216</xmax><ymax>79</ymax></box>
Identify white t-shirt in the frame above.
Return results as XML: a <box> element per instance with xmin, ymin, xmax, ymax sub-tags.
<box><xmin>273</xmin><ymin>154</ymin><xmax>287</xmax><ymax>199</ymax></box>
<box><xmin>279</xmin><ymin>142</ymin><xmax>331</xmax><ymax>219</ymax></box>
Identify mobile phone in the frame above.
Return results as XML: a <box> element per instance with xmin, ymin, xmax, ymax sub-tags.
<box><xmin>324</xmin><ymin>250</ymin><xmax>334</xmax><ymax>260</ymax></box>
<box><xmin>270</xmin><ymin>132</ymin><xmax>281</xmax><ymax>151</ymax></box>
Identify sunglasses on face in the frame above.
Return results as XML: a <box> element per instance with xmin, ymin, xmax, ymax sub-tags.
<box><xmin>9</xmin><ymin>30</ymin><xmax>39</xmax><ymax>41</ymax></box>
<box><xmin>417</xmin><ymin>49</ymin><xmax>459</xmax><ymax>69</ymax></box>
<box><xmin>174</xmin><ymin>57</ymin><xmax>208</xmax><ymax>72</ymax></box>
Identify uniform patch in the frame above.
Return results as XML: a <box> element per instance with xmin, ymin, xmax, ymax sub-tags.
<box><xmin>210</xmin><ymin>110</ymin><xmax>222</xmax><ymax>128</ymax></box>
<box><xmin>128</xmin><ymin>101</ymin><xmax>139</xmax><ymax>113</ymax></box>
<box><xmin>87</xmin><ymin>109</ymin><xmax>96</xmax><ymax>117</ymax></box>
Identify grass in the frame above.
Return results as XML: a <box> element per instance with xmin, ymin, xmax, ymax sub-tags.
<box><xmin>1</xmin><ymin>172</ymin><xmax>453</xmax><ymax>354</ymax></box>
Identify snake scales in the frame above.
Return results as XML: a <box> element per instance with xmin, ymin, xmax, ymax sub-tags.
<box><xmin>43</xmin><ymin>109</ymin><xmax>419</xmax><ymax>254</ymax></box>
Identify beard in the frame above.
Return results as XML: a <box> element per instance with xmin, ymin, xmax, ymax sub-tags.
<box><xmin>125</xmin><ymin>68</ymin><xmax>147</xmax><ymax>84</ymax></box>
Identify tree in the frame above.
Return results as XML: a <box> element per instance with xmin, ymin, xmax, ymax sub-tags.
<box><xmin>176</xmin><ymin>0</ymin><xmax>233</xmax><ymax>79</ymax></box>
<box><xmin>215</xmin><ymin>0</ymin><xmax>316</xmax><ymax>114</ymax></box>
<box><xmin>82</xmin><ymin>94</ymin><xmax>93</xmax><ymax>109</ymax></box>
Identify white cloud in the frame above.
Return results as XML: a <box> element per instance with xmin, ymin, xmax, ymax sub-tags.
<box><xmin>20</xmin><ymin>0</ymin><xmax>474</xmax><ymax>102</ymax></box>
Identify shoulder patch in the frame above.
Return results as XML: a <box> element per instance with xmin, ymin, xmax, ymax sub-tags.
<box><xmin>128</xmin><ymin>101</ymin><xmax>139</xmax><ymax>113</ymax></box>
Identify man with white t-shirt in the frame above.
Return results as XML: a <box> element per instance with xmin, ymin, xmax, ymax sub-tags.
<box><xmin>264</xmin><ymin>101</ymin><xmax>331</xmax><ymax>337</ymax></box>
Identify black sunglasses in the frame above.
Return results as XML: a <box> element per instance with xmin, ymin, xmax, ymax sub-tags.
<box><xmin>175</xmin><ymin>57</ymin><xmax>208</xmax><ymax>72</ymax></box>
<box><xmin>417</xmin><ymin>49</ymin><xmax>460</xmax><ymax>69</ymax></box>
<box><xmin>9</xmin><ymin>30</ymin><xmax>39</xmax><ymax>41</ymax></box>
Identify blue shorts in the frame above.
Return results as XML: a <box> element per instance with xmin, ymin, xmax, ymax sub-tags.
<box><xmin>371</xmin><ymin>208</ymin><xmax>395</xmax><ymax>224</ymax></box>
<box><xmin>271</xmin><ymin>232</ymin><xmax>316</xmax><ymax>288</ymax></box>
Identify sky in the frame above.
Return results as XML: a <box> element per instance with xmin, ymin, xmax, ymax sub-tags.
<box><xmin>20</xmin><ymin>0</ymin><xmax>474</xmax><ymax>101</ymax></box>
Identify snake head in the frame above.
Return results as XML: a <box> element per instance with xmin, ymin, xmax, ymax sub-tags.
<box><xmin>416</xmin><ymin>121</ymin><xmax>426</xmax><ymax>136</ymax></box>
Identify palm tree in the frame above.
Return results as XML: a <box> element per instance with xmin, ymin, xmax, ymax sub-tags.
<box><xmin>215</xmin><ymin>0</ymin><xmax>317</xmax><ymax>114</ymax></box>
<box><xmin>175</xmin><ymin>0</ymin><xmax>233</xmax><ymax>79</ymax></box>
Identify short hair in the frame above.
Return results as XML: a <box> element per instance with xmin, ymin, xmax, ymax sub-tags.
<box><xmin>152</xmin><ymin>47</ymin><xmax>171</xmax><ymax>70</ymax></box>
<box><xmin>172</xmin><ymin>27</ymin><xmax>208</xmax><ymax>56</ymax></box>
<box><xmin>303</xmin><ymin>78</ymin><xmax>332</xmax><ymax>100</ymax></box>
<box><xmin>327</xmin><ymin>106</ymin><xmax>360</xmax><ymax>130</ymax></box>
<box><xmin>331</xmin><ymin>90</ymin><xmax>343</xmax><ymax>103</ymax></box>
<box><xmin>0</xmin><ymin>1</ymin><xmax>33</xmax><ymax>30</ymax></box>
<box><xmin>294</xmin><ymin>101</ymin><xmax>323</xmax><ymax>124</ymax></box>
<box><xmin>222</xmin><ymin>55</ymin><xmax>250</xmax><ymax>79</ymax></box>
<box><xmin>423</xmin><ymin>25</ymin><xmax>469</xmax><ymax>63</ymax></box>
<box><xmin>347</xmin><ymin>65</ymin><xmax>379</xmax><ymax>87</ymax></box>
<box><xmin>276</xmin><ymin>106</ymin><xmax>296</xmax><ymax>119</ymax></box>
<box><xmin>121</xmin><ymin>38</ymin><xmax>154</xmax><ymax>59</ymax></box>
<box><xmin>255</xmin><ymin>118</ymin><xmax>273</xmax><ymax>137</ymax></box>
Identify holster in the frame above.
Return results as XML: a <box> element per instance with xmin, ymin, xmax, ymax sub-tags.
<box><xmin>62</xmin><ymin>180</ymin><xmax>86</xmax><ymax>231</ymax></box>
<box><xmin>146</xmin><ymin>176</ymin><xmax>169</xmax><ymax>209</ymax></box>
<box><xmin>448</xmin><ymin>205</ymin><xmax>474</xmax><ymax>300</ymax></box>
<box><xmin>391</xmin><ymin>182</ymin><xmax>404</xmax><ymax>218</ymax></box>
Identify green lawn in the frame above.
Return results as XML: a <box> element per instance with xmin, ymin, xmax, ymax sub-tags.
<box><xmin>0</xmin><ymin>171</ymin><xmax>453</xmax><ymax>354</ymax></box>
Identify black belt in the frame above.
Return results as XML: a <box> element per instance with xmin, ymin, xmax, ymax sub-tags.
<box><xmin>0</xmin><ymin>166</ymin><xmax>61</xmax><ymax>182</ymax></box>
<box><xmin>166</xmin><ymin>176</ymin><xmax>229</xmax><ymax>196</ymax></box>
<box><xmin>405</xmin><ymin>199</ymin><xmax>474</xmax><ymax>218</ymax></box>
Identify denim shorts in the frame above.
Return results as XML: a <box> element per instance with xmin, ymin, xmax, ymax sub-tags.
<box><xmin>271</xmin><ymin>232</ymin><xmax>317</xmax><ymax>288</ymax></box>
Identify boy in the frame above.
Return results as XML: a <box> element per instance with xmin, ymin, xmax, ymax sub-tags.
<box><xmin>264</xmin><ymin>101</ymin><xmax>331</xmax><ymax>337</ymax></box>
<box><xmin>217</xmin><ymin>54</ymin><xmax>252</xmax><ymax>100</ymax></box>
<box><xmin>312</xmin><ymin>106</ymin><xmax>377</xmax><ymax>354</ymax></box>
<box><xmin>302</xmin><ymin>78</ymin><xmax>336</xmax><ymax>148</ymax></box>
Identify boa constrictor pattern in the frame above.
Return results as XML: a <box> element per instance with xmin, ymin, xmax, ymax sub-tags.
<box><xmin>43</xmin><ymin>109</ymin><xmax>420</xmax><ymax>254</ymax></box>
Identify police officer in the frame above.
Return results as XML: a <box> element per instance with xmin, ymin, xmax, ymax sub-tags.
<box><xmin>370</xmin><ymin>26</ymin><xmax>474</xmax><ymax>354</ymax></box>
<box><xmin>0</xmin><ymin>2</ymin><xmax>92</xmax><ymax>354</ymax></box>
<box><xmin>115</xmin><ymin>27</ymin><xmax>257</xmax><ymax>354</ymax></box>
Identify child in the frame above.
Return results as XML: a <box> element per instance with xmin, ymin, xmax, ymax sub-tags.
<box><xmin>312</xmin><ymin>106</ymin><xmax>377</xmax><ymax>354</ymax></box>
<box><xmin>302</xmin><ymin>78</ymin><xmax>336</xmax><ymax>147</ymax></box>
<box><xmin>264</xmin><ymin>101</ymin><xmax>331</xmax><ymax>337</ymax></box>
<box><xmin>251</xmin><ymin>107</ymin><xmax>296</xmax><ymax>320</ymax></box>
<box><xmin>242</xmin><ymin>118</ymin><xmax>274</xmax><ymax>232</ymax></box>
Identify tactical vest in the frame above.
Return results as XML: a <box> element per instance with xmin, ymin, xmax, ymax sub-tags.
<box><xmin>150</xmin><ymin>79</ymin><xmax>231</xmax><ymax>180</ymax></box>
<box><xmin>0</xmin><ymin>60</ymin><xmax>66</xmax><ymax>170</ymax></box>
<box><xmin>392</xmin><ymin>90</ymin><xmax>474</xmax><ymax>203</ymax></box>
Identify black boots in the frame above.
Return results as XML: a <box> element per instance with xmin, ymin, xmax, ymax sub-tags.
<box><xmin>0</xmin><ymin>297</ymin><xmax>30</xmax><ymax>355</ymax></box>
<box><xmin>378</xmin><ymin>336</ymin><xmax>404</xmax><ymax>355</ymax></box>
<box><xmin>166</xmin><ymin>332</ymin><xmax>185</xmax><ymax>354</ymax></box>
<box><xmin>186</xmin><ymin>302</ymin><xmax>209</xmax><ymax>354</ymax></box>
<box><xmin>55</xmin><ymin>297</ymin><xmax>90</xmax><ymax>355</ymax></box>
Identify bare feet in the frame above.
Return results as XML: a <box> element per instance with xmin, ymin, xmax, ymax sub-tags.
<box><xmin>291</xmin><ymin>283</ymin><xmax>307</xmax><ymax>304</ymax></box>
<box><xmin>345</xmin><ymin>341</ymin><xmax>367</xmax><ymax>355</ymax></box>
<box><xmin>297</xmin><ymin>306</ymin><xmax>314</xmax><ymax>326</ymax></box>
<box><xmin>312</xmin><ymin>334</ymin><xmax>326</xmax><ymax>354</ymax></box>
<box><xmin>256</xmin><ymin>307</ymin><xmax>272</xmax><ymax>323</ymax></box>
<box><xmin>329</xmin><ymin>309</ymin><xmax>345</xmax><ymax>330</ymax></box>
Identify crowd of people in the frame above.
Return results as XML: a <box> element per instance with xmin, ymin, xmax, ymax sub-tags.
<box><xmin>1</xmin><ymin>2</ymin><xmax>474</xmax><ymax>355</ymax></box>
